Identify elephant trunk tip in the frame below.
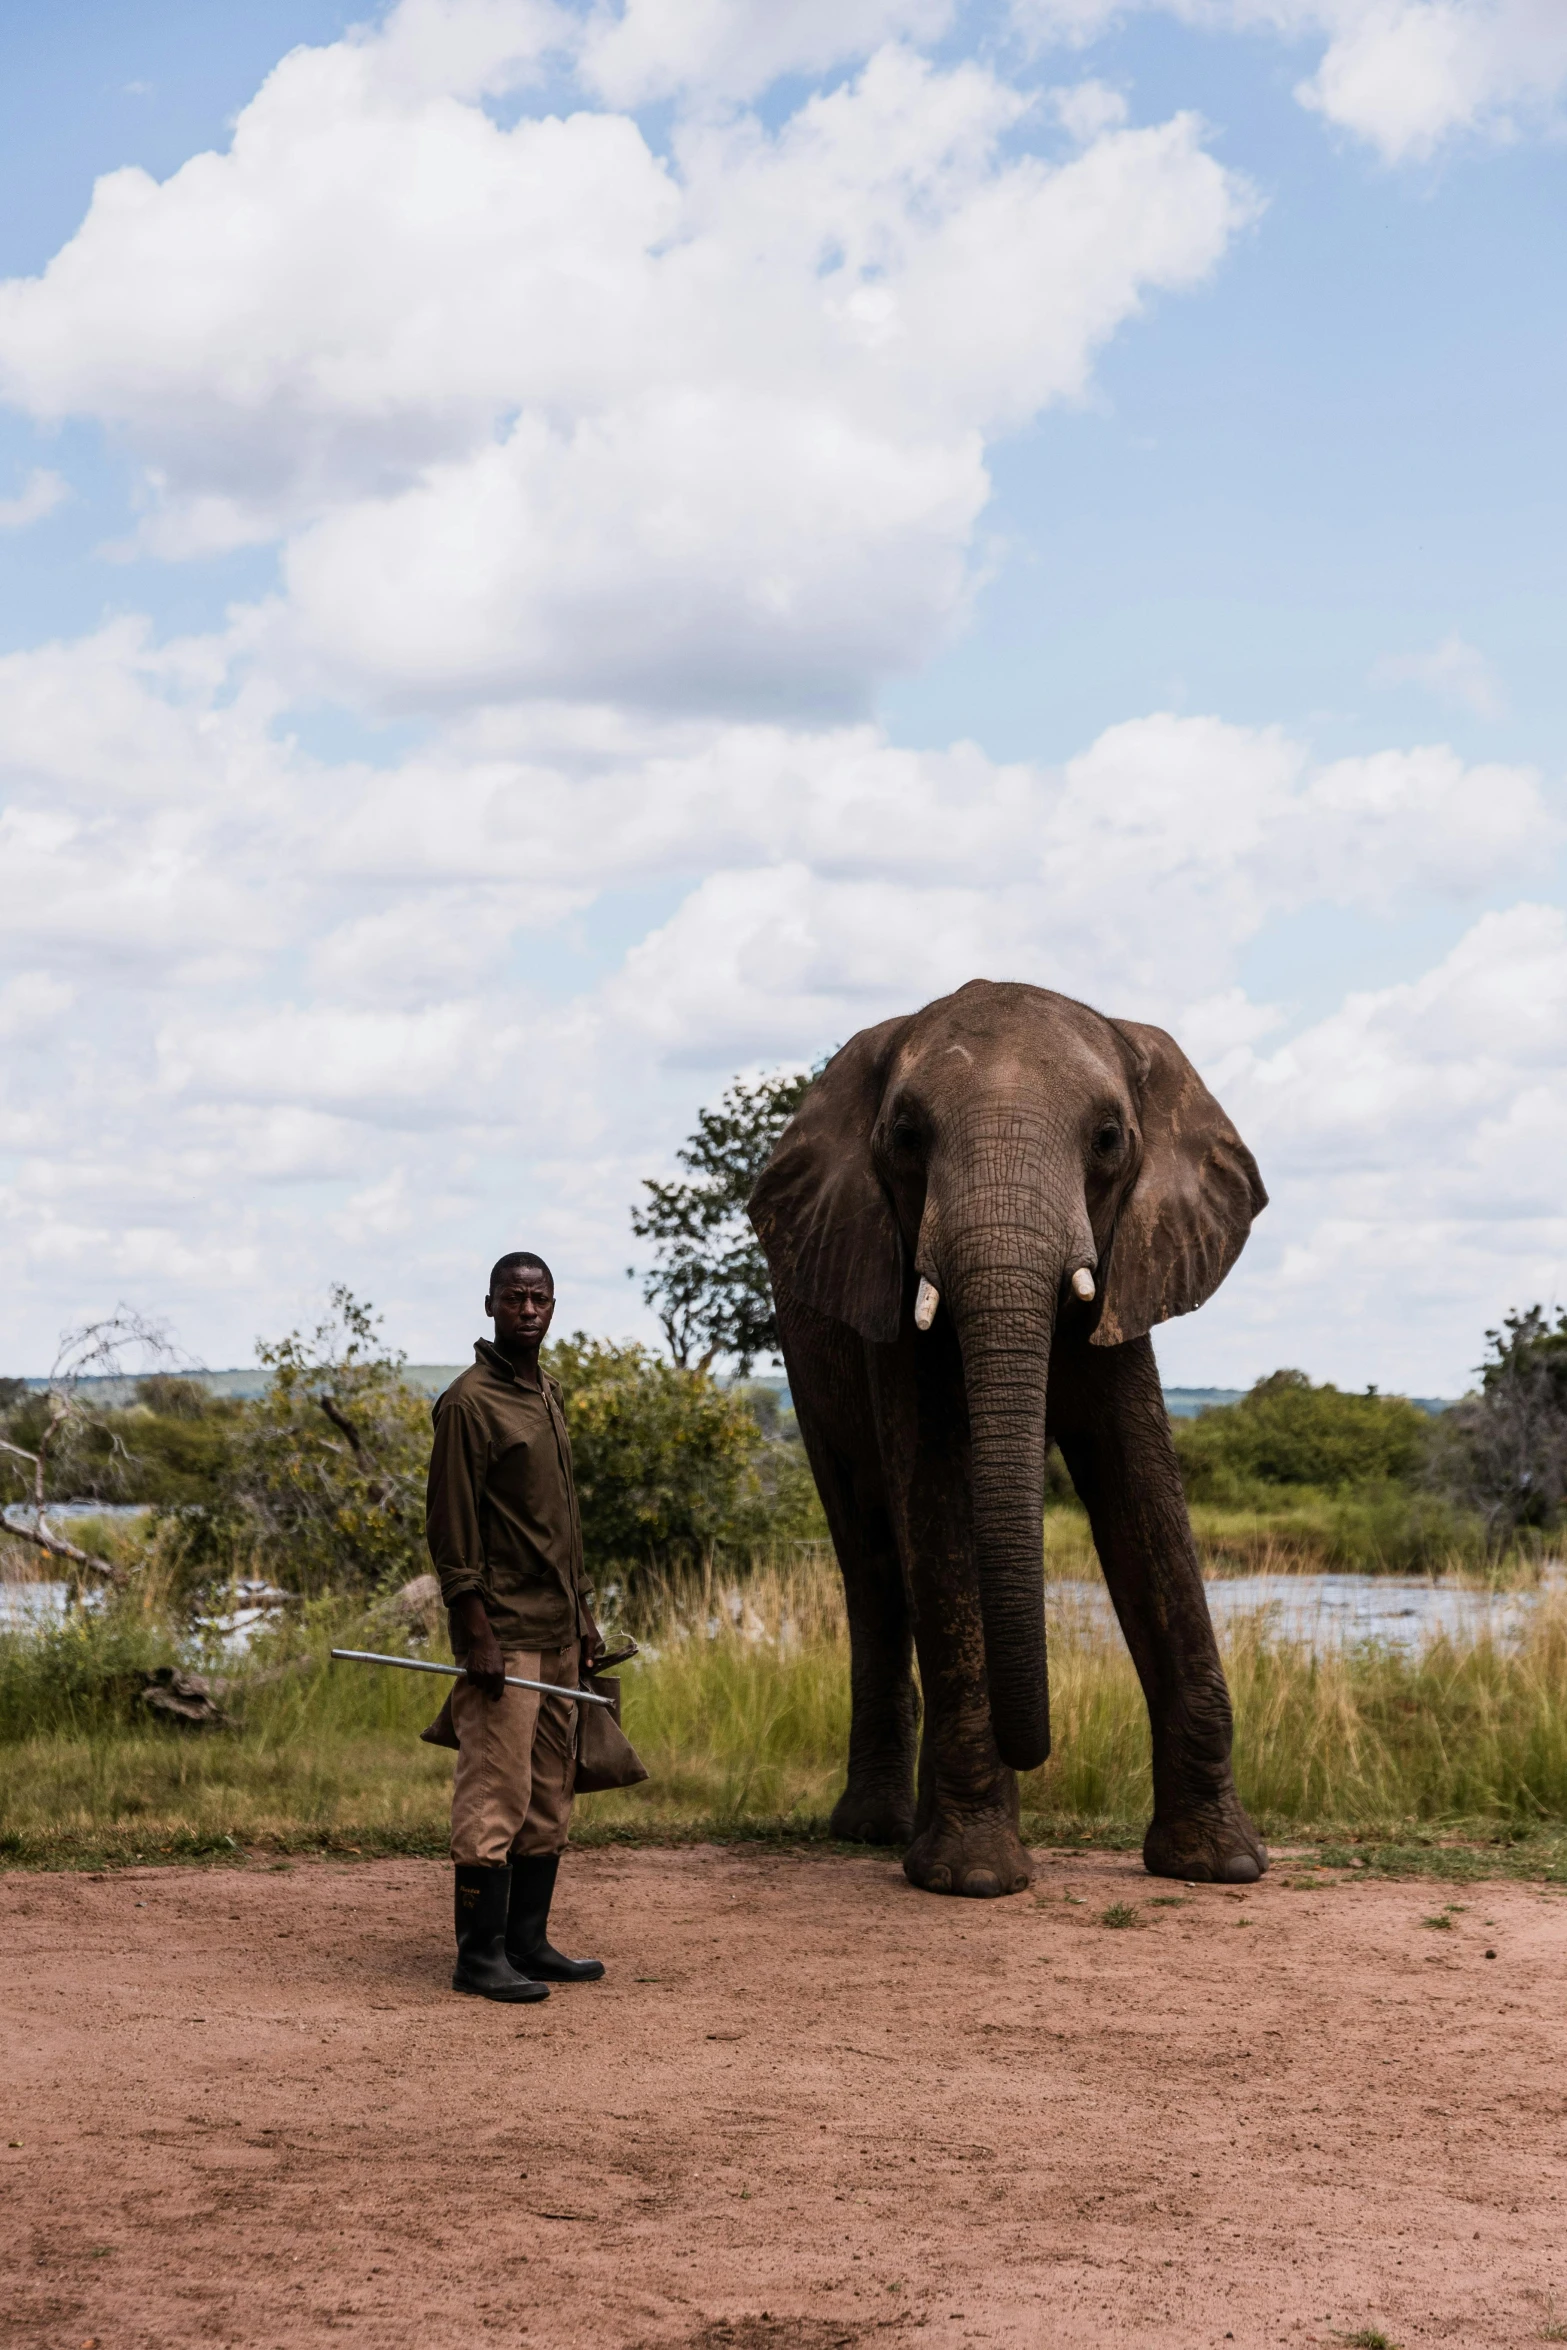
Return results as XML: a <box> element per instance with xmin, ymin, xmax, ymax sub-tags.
<box><xmin>989</xmin><ymin>1676</ymin><xmax>1051</xmax><ymax>1774</ymax></box>
<box><xmin>996</xmin><ymin>1721</ymin><xmax>1051</xmax><ymax>1774</ymax></box>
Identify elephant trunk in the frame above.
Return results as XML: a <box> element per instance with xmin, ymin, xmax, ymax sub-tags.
<box><xmin>939</xmin><ymin>1173</ymin><xmax>1070</xmax><ymax>1774</ymax></box>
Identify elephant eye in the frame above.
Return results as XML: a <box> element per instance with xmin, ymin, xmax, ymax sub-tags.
<box><xmin>890</xmin><ymin>1118</ymin><xmax>921</xmax><ymax>1153</ymax></box>
<box><xmin>1093</xmin><ymin>1122</ymin><xmax>1122</xmax><ymax>1156</ymax></box>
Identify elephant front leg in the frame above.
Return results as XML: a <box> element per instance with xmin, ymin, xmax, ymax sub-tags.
<box><xmin>834</xmin><ymin>1552</ymin><xmax>919</xmax><ymax>1845</ymax></box>
<box><xmin>1056</xmin><ymin>1335</ymin><xmax>1267</xmax><ymax>1886</ymax></box>
<box><xmin>792</xmin><ymin>1382</ymin><xmax>918</xmax><ymax>1845</ymax></box>
<box><xmin>899</xmin><ymin>1515</ymin><xmax>1032</xmax><ymax>1898</ymax></box>
<box><xmin>871</xmin><ymin>1321</ymin><xmax>1032</xmax><ymax>1898</ymax></box>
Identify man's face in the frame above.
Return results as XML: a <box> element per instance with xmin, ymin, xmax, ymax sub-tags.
<box><xmin>487</xmin><ymin>1267</ymin><xmax>556</xmax><ymax>1350</ymax></box>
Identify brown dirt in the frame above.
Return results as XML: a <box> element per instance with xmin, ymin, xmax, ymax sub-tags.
<box><xmin>2</xmin><ymin>1847</ymin><xmax>1565</xmax><ymax>2349</ymax></box>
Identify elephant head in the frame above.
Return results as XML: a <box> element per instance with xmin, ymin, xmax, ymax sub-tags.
<box><xmin>748</xmin><ymin>980</ymin><xmax>1266</xmax><ymax>1774</ymax></box>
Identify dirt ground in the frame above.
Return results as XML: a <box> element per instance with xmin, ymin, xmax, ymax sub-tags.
<box><xmin>2</xmin><ymin>1847</ymin><xmax>1565</xmax><ymax>2350</ymax></box>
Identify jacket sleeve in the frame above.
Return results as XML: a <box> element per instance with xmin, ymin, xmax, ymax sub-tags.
<box><xmin>548</xmin><ymin>1378</ymin><xmax>598</xmax><ymax>1643</ymax></box>
<box><xmin>426</xmin><ymin>1396</ymin><xmax>487</xmax><ymax>1608</ymax></box>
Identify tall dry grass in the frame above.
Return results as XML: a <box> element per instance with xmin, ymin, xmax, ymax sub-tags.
<box><xmin>2</xmin><ymin>1544</ymin><xmax>1565</xmax><ymax>1865</ymax></box>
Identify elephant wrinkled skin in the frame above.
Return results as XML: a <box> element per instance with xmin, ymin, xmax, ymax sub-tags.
<box><xmin>748</xmin><ymin>979</ymin><xmax>1270</xmax><ymax>1897</ymax></box>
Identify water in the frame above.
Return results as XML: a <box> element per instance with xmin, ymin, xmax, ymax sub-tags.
<box><xmin>2</xmin><ymin>1569</ymin><xmax>1554</xmax><ymax>1656</ymax></box>
<box><xmin>2</xmin><ymin>1502</ymin><xmax>151</xmax><ymax>1528</ymax></box>
<box><xmin>1047</xmin><ymin>1572</ymin><xmax>1553</xmax><ymax>1655</ymax></box>
<box><xmin>0</xmin><ymin>1576</ymin><xmax>288</xmax><ymax>1648</ymax></box>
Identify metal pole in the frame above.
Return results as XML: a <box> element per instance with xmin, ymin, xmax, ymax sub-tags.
<box><xmin>329</xmin><ymin>1648</ymin><xmax>613</xmax><ymax>1706</ymax></box>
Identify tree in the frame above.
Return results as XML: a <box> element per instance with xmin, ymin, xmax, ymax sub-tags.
<box><xmin>1172</xmin><ymin>1368</ymin><xmax>1432</xmax><ymax>1502</ymax></box>
<box><xmin>1435</xmin><ymin>1307</ymin><xmax>1567</xmax><ymax>1538</ymax></box>
<box><xmin>630</xmin><ymin>1068</ymin><xmax>813</xmax><ymax>1371</ymax></box>
<box><xmin>544</xmin><ymin>1334</ymin><xmax>763</xmax><ymax>1574</ymax></box>
<box><xmin>218</xmin><ymin>1285</ymin><xmax>432</xmax><ymax>1594</ymax></box>
<box><xmin>0</xmin><ymin>1310</ymin><xmax>177</xmax><ymax>1586</ymax></box>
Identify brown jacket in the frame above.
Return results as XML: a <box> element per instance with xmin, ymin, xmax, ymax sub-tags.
<box><xmin>426</xmin><ymin>1341</ymin><xmax>593</xmax><ymax>1652</ymax></box>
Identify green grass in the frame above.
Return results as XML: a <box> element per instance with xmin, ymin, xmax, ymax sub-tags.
<box><xmin>1043</xmin><ymin>1499</ymin><xmax>1541</xmax><ymax>1581</ymax></box>
<box><xmin>2</xmin><ymin>1553</ymin><xmax>1567</xmax><ymax>1876</ymax></box>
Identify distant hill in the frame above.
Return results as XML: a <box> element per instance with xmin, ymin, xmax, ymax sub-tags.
<box><xmin>15</xmin><ymin>1365</ymin><xmax>465</xmax><ymax>1405</ymax></box>
<box><xmin>16</xmin><ymin>1368</ymin><xmax>1456</xmax><ymax>1416</ymax></box>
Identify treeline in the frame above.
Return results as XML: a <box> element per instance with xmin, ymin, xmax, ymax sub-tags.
<box><xmin>1148</xmin><ymin>1314</ymin><xmax>1567</xmax><ymax>1569</ymax></box>
<box><xmin>7</xmin><ymin>1294</ymin><xmax>1567</xmax><ymax>1600</ymax></box>
<box><xmin>0</xmin><ymin>1290</ymin><xmax>824</xmax><ymax>1604</ymax></box>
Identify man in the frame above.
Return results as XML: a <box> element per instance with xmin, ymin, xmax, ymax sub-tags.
<box><xmin>426</xmin><ymin>1251</ymin><xmax>606</xmax><ymax>2003</ymax></box>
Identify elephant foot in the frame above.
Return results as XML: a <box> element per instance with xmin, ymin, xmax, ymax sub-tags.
<box><xmin>1144</xmin><ymin>1795</ymin><xmax>1268</xmax><ymax>1885</ymax></box>
<box><xmin>830</xmin><ymin>1784</ymin><xmax>916</xmax><ymax>1846</ymax></box>
<box><xmin>903</xmin><ymin>1808</ymin><xmax>1032</xmax><ymax>1899</ymax></box>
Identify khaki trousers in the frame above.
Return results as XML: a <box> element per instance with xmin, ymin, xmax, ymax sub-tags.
<box><xmin>449</xmin><ymin>1642</ymin><xmax>579</xmax><ymax>1868</ymax></box>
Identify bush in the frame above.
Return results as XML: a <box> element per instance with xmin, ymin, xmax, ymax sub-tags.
<box><xmin>0</xmin><ymin>1581</ymin><xmax>186</xmax><ymax>1740</ymax></box>
<box><xmin>1173</xmin><ymin>1370</ymin><xmax>1433</xmax><ymax>1502</ymax></box>
<box><xmin>128</xmin><ymin>1290</ymin><xmax>429</xmax><ymax>1603</ymax></box>
<box><xmin>545</xmin><ymin>1337</ymin><xmax>824</xmax><ymax>1580</ymax></box>
<box><xmin>0</xmin><ymin>1375</ymin><xmax>242</xmax><ymax>1514</ymax></box>
<box><xmin>125</xmin><ymin>1305</ymin><xmax>828</xmax><ymax>1607</ymax></box>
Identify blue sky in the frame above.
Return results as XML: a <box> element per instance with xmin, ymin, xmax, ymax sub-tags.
<box><xmin>0</xmin><ymin>0</ymin><xmax>1564</xmax><ymax>1389</ymax></box>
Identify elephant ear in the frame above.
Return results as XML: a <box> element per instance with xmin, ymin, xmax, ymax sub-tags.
<box><xmin>1093</xmin><ymin>1020</ymin><xmax>1268</xmax><ymax>1349</ymax></box>
<box><xmin>748</xmin><ymin>1015</ymin><xmax>912</xmax><ymax>1345</ymax></box>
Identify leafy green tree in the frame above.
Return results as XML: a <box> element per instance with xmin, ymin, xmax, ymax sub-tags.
<box><xmin>630</xmin><ymin>1069</ymin><xmax>812</xmax><ymax>1370</ymax></box>
<box><xmin>1173</xmin><ymin>1369</ymin><xmax>1432</xmax><ymax>1502</ymax></box>
<box><xmin>545</xmin><ymin>1334</ymin><xmax>822</xmax><ymax>1580</ymax></box>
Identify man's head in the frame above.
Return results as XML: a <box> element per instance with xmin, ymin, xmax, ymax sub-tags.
<box><xmin>486</xmin><ymin>1251</ymin><xmax>556</xmax><ymax>1353</ymax></box>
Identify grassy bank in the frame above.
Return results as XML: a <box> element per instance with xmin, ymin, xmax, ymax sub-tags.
<box><xmin>3</xmin><ymin>1551</ymin><xmax>1565</xmax><ymax>1877</ymax></box>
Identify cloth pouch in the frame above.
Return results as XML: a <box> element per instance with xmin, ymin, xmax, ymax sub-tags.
<box><xmin>574</xmin><ymin>1671</ymin><xmax>650</xmax><ymax>1793</ymax></box>
<box><xmin>419</xmin><ymin>1689</ymin><xmax>460</xmax><ymax>1749</ymax></box>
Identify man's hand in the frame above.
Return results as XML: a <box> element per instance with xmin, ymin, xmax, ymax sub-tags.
<box><xmin>452</xmin><ymin>1592</ymin><xmax>506</xmax><ymax>1701</ymax></box>
<box><xmin>579</xmin><ymin>1611</ymin><xmax>606</xmax><ymax>1678</ymax></box>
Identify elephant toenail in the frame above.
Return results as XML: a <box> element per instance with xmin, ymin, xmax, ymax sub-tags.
<box><xmin>1222</xmin><ymin>1853</ymin><xmax>1261</xmax><ymax>1883</ymax></box>
<box><xmin>926</xmin><ymin>1865</ymin><xmax>952</xmax><ymax>1892</ymax></box>
<box><xmin>960</xmin><ymin>1869</ymin><xmax>1002</xmax><ymax>1898</ymax></box>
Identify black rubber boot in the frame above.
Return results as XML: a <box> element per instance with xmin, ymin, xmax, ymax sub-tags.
<box><xmin>452</xmin><ymin>1865</ymin><xmax>550</xmax><ymax>2002</ymax></box>
<box><xmin>506</xmin><ymin>1853</ymin><xmax>605</xmax><ymax>1982</ymax></box>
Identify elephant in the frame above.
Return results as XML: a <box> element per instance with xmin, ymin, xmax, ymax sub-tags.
<box><xmin>748</xmin><ymin>978</ymin><xmax>1269</xmax><ymax>1898</ymax></box>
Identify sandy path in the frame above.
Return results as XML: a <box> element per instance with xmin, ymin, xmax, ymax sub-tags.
<box><xmin>2</xmin><ymin>1847</ymin><xmax>1564</xmax><ymax>2349</ymax></box>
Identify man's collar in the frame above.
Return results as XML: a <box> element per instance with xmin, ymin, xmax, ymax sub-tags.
<box><xmin>475</xmin><ymin>1338</ymin><xmax>548</xmax><ymax>1391</ymax></box>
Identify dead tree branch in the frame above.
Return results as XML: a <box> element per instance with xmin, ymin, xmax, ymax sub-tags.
<box><xmin>1</xmin><ymin>1509</ymin><xmax>129</xmax><ymax>1586</ymax></box>
<box><xmin>316</xmin><ymin>1394</ymin><xmax>366</xmax><ymax>1456</ymax></box>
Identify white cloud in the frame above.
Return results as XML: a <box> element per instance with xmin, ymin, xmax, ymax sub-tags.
<box><xmin>1173</xmin><ymin>902</ymin><xmax>1567</xmax><ymax>1389</ymax></box>
<box><xmin>1048</xmin><ymin>78</ymin><xmax>1131</xmax><ymax>139</ymax></box>
<box><xmin>0</xmin><ymin>19</ymin><xmax>1252</xmax><ymax>714</ymax></box>
<box><xmin>0</xmin><ymin>466</ymin><xmax>67</xmax><ymax>530</ymax></box>
<box><xmin>576</xmin><ymin>0</ymin><xmax>954</xmax><ymax>104</ymax></box>
<box><xmin>1292</xmin><ymin>0</ymin><xmax>1567</xmax><ymax>163</ymax></box>
<box><xmin>0</xmin><ymin>970</ymin><xmax>73</xmax><ymax>1040</ymax></box>
<box><xmin>1</xmin><ymin>605</ymin><xmax>1557</xmax><ymax>1382</ymax></box>
<box><xmin>1371</xmin><ymin>632</ymin><xmax>1504</xmax><ymax>718</ymax></box>
<box><xmin>1012</xmin><ymin>0</ymin><xmax>1567</xmax><ymax>161</ymax></box>
<box><xmin>0</xmin><ymin>1</ymin><xmax>1561</xmax><ymax>1392</ymax></box>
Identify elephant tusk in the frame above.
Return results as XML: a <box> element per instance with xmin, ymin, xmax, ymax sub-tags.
<box><xmin>913</xmin><ymin>1277</ymin><xmax>940</xmax><ymax>1331</ymax></box>
<box><xmin>1071</xmin><ymin>1267</ymin><xmax>1096</xmax><ymax>1304</ymax></box>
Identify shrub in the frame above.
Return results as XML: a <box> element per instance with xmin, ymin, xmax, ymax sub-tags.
<box><xmin>1173</xmin><ymin>1370</ymin><xmax>1433</xmax><ymax>1502</ymax></box>
<box><xmin>545</xmin><ymin>1336</ymin><xmax>823</xmax><ymax>1580</ymax></box>
<box><xmin>0</xmin><ymin>1374</ymin><xmax>242</xmax><ymax>1514</ymax></box>
<box><xmin>149</xmin><ymin>1289</ymin><xmax>430</xmax><ymax>1600</ymax></box>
